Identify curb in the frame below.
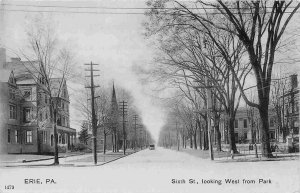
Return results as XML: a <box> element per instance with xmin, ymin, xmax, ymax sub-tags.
<box><xmin>0</xmin><ymin>153</ymin><xmax>86</xmax><ymax>164</ymax></box>
<box><xmin>22</xmin><ymin>153</ymin><xmax>86</xmax><ymax>163</ymax></box>
<box><xmin>73</xmin><ymin>149</ymin><xmax>142</xmax><ymax>167</ymax></box>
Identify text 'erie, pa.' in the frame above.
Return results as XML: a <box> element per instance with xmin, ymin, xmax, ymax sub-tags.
<box><xmin>24</xmin><ymin>179</ymin><xmax>57</xmax><ymax>185</ymax></box>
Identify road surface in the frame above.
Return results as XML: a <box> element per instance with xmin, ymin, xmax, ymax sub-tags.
<box><xmin>0</xmin><ymin>147</ymin><xmax>299</xmax><ymax>193</ymax></box>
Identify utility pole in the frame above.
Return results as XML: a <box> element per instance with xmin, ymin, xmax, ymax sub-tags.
<box><xmin>133</xmin><ymin>115</ymin><xmax>138</xmax><ymax>151</ymax></box>
<box><xmin>119</xmin><ymin>101</ymin><xmax>128</xmax><ymax>155</ymax></box>
<box><xmin>85</xmin><ymin>62</ymin><xmax>100</xmax><ymax>164</ymax></box>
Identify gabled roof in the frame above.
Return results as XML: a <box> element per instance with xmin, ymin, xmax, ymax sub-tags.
<box><xmin>50</xmin><ymin>78</ymin><xmax>69</xmax><ymax>99</ymax></box>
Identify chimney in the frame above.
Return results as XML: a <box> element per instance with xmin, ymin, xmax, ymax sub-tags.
<box><xmin>0</xmin><ymin>48</ymin><xmax>6</xmax><ymax>69</ymax></box>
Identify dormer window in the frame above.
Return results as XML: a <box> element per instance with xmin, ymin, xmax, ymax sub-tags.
<box><xmin>39</xmin><ymin>77</ymin><xmax>46</xmax><ymax>85</ymax></box>
<box><xmin>23</xmin><ymin>90</ymin><xmax>31</xmax><ymax>101</ymax></box>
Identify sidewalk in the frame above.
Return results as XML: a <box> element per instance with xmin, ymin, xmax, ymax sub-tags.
<box><xmin>0</xmin><ymin>152</ymin><xmax>86</xmax><ymax>163</ymax></box>
<box><xmin>0</xmin><ymin>149</ymin><xmax>139</xmax><ymax>167</ymax></box>
<box><xmin>166</xmin><ymin>146</ymin><xmax>299</xmax><ymax>162</ymax></box>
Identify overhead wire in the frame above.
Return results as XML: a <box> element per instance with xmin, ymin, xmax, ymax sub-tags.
<box><xmin>0</xmin><ymin>8</ymin><xmax>297</xmax><ymax>15</ymax></box>
<box><xmin>1</xmin><ymin>3</ymin><xmax>299</xmax><ymax>10</ymax></box>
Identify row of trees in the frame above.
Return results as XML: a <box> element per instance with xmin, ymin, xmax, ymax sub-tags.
<box><xmin>77</xmin><ymin>85</ymin><xmax>154</xmax><ymax>154</ymax></box>
<box><xmin>145</xmin><ymin>0</ymin><xmax>299</xmax><ymax>157</ymax></box>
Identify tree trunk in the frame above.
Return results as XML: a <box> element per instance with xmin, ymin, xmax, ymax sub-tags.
<box><xmin>203</xmin><ymin>120</ymin><xmax>209</xmax><ymax>150</ymax></box>
<box><xmin>228</xmin><ymin>117</ymin><xmax>238</xmax><ymax>153</ymax></box>
<box><xmin>197</xmin><ymin>120</ymin><xmax>202</xmax><ymax>150</ymax></box>
<box><xmin>190</xmin><ymin>134</ymin><xmax>193</xmax><ymax>149</ymax></box>
<box><xmin>112</xmin><ymin>133</ymin><xmax>115</xmax><ymax>152</ymax></box>
<box><xmin>215</xmin><ymin>123</ymin><xmax>222</xmax><ymax>151</ymax></box>
<box><xmin>103</xmin><ymin>133</ymin><xmax>107</xmax><ymax>154</ymax></box>
<box><xmin>52</xmin><ymin>107</ymin><xmax>59</xmax><ymax>165</ymax></box>
<box><xmin>258</xmin><ymin>105</ymin><xmax>272</xmax><ymax>158</ymax></box>
<box><xmin>193</xmin><ymin>132</ymin><xmax>197</xmax><ymax>149</ymax></box>
<box><xmin>116</xmin><ymin>132</ymin><xmax>119</xmax><ymax>152</ymax></box>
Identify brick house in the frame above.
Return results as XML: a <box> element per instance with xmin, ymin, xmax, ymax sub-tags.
<box><xmin>0</xmin><ymin>48</ymin><xmax>76</xmax><ymax>154</ymax></box>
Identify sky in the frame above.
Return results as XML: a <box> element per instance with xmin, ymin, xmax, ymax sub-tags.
<box><xmin>0</xmin><ymin>0</ymin><xmax>167</xmax><ymax>142</ymax></box>
<box><xmin>0</xmin><ymin>0</ymin><xmax>299</xmax><ymax>142</ymax></box>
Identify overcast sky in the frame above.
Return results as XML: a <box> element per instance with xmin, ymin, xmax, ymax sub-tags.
<box><xmin>1</xmin><ymin>0</ymin><xmax>299</xmax><ymax>142</ymax></box>
<box><xmin>0</xmin><ymin>0</ymin><xmax>168</xmax><ymax>141</ymax></box>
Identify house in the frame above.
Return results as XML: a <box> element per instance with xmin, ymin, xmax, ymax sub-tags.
<box><xmin>0</xmin><ymin>48</ymin><xmax>76</xmax><ymax>154</ymax></box>
<box><xmin>281</xmin><ymin>74</ymin><xmax>299</xmax><ymax>138</ymax></box>
<box><xmin>219</xmin><ymin>107</ymin><xmax>278</xmax><ymax>144</ymax></box>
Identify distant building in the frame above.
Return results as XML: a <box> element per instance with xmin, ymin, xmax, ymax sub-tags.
<box><xmin>0</xmin><ymin>48</ymin><xmax>76</xmax><ymax>154</ymax></box>
<box><xmin>281</xmin><ymin>74</ymin><xmax>299</xmax><ymax>137</ymax></box>
<box><xmin>218</xmin><ymin>107</ymin><xmax>278</xmax><ymax>144</ymax></box>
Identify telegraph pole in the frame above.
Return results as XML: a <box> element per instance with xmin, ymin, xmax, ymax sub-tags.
<box><xmin>85</xmin><ymin>62</ymin><xmax>99</xmax><ymax>164</ymax></box>
<box><xmin>120</xmin><ymin>101</ymin><xmax>128</xmax><ymax>155</ymax></box>
<box><xmin>133</xmin><ymin>115</ymin><xmax>138</xmax><ymax>151</ymax></box>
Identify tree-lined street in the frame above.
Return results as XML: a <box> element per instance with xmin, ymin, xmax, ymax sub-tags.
<box><xmin>0</xmin><ymin>0</ymin><xmax>299</xmax><ymax>193</ymax></box>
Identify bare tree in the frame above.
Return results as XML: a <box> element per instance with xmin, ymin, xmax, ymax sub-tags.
<box><xmin>270</xmin><ymin>73</ymin><xmax>289</xmax><ymax>142</ymax></box>
<box><xmin>188</xmin><ymin>0</ymin><xmax>300</xmax><ymax>157</ymax></box>
<box><xmin>145</xmin><ymin>0</ymin><xmax>299</xmax><ymax>157</ymax></box>
<box><xmin>15</xmin><ymin>15</ymin><xmax>74</xmax><ymax>164</ymax></box>
<box><xmin>145</xmin><ymin>1</ymin><xmax>252</xmax><ymax>153</ymax></box>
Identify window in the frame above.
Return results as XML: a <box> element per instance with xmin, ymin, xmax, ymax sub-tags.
<box><xmin>43</xmin><ymin>131</ymin><xmax>47</xmax><ymax>144</ymax></box>
<box><xmin>51</xmin><ymin>135</ymin><xmax>54</xmax><ymax>146</ymax></box>
<box><xmin>244</xmin><ymin>119</ymin><xmax>248</xmax><ymax>128</ymax></box>
<box><xmin>57</xmin><ymin>115</ymin><xmax>62</xmax><ymax>126</ymax></box>
<box><xmin>270</xmin><ymin>118</ymin><xmax>275</xmax><ymax>127</ymax></box>
<box><xmin>62</xmin><ymin>116</ymin><xmax>66</xmax><ymax>126</ymax></box>
<box><xmin>45</xmin><ymin>95</ymin><xmax>48</xmax><ymax>104</ymax></box>
<box><xmin>234</xmin><ymin>120</ymin><xmax>238</xmax><ymax>128</ymax></box>
<box><xmin>62</xmin><ymin>133</ymin><xmax>65</xmax><ymax>144</ymax></box>
<box><xmin>39</xmin><ymin>112</ymin><xmax>43</xmax><ymax>122</ymax></box>
<box><xmin>59</xmin><ymin>134</ymin><xmax>62</xmax><ymax>144</ymax></box>
<box><xmin>24</xmin><ymin>90</ymin><xmax>31</xmax><ymax>101</ymax></box>
<box><xmin>8</xmin><ymin>129</ymin><xmax>11</xmax><ymax>143</ymax></box>
<box><xmin>23</xmin><ymin>108</ymin><xmax>31</xmax><ymax>122</ymax></box>
<box><xmin>15</xmin><ymin>130</ymin><xmax>19</xmax><ymax>144</ymax></box>
<box><xmin>244</xmin><ymin>132</ymin><xmax>247</xmax><ymax>139</ymax></box>
<box><xmin>45</xmin><ymin>112</ymin><xmax>48</xmax><ymax>120</ymax></box>
<box><xmin>9</xmin><ymin>105</ymin><xmax>17</xmax><ymax>119</ymax></box>
<box><xmin>25</xmin><ymin>130</ymin><xmax>32</xmax><ymax>143</ymax></box>
<box><xmin>62</xmin><ymin>102</ymin><xmax>65</xmax><ymax>110</ymax></box>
